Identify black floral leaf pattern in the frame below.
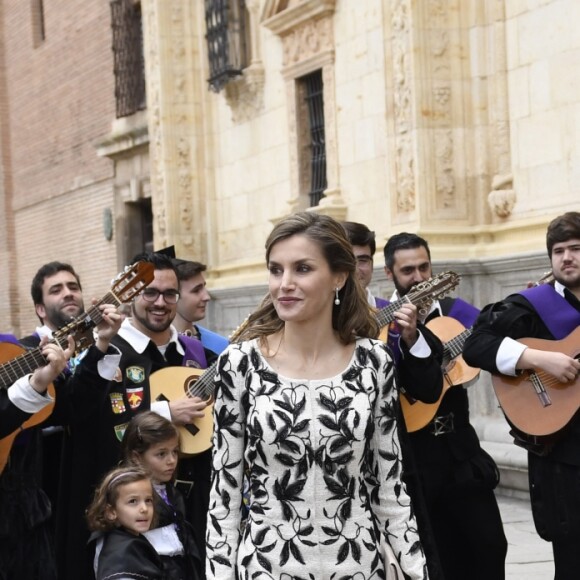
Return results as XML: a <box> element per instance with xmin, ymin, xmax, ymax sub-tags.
<box><xmin>293</xmin><ymin>419</ymin><xmax>310</xmax><ymax>432</ymax></box>
<box><xmin>260</xmin><ymin>541</ymin><xmax>277</xmax><ymax>553</ymax></box>
<box><xmin>336</xmin><ymin>540</ymin><xmax>350</xmax><ymax>563</ymax></box>
<box><xmin>349</xmin><ymin>539</ymin><xmax>362</xmax><ymax>563</ymax></box>
<box><xmin>319</xmin><ymin>393</ymin><xmax>337</xmax><ymax>413</ymax></box>
<box><xmin>289</xmin><ymin>540</ymin><xmax>306</xmax><ymax>564</ymax></box>
<box><xmin>256</xmin><ymin>551</ymin><xmax>272</xmax><ymax>572</ymax></box>
<box><xmin>279</xmin><ymin>541</ymin><xmax>290</xmax><ymax>567</ymax></box>
<box><xmin>274</xmin><ymin>452</ymin><xmax>295</xmax><ymax>466</ymax></box>
<box><xmin>237</xmin><ymin>353</ymin><xmax>249</xmax><ymax>375</ymax></box>
<box><xmin>319</xmin><ymin>415</ymin><xmax>339</xmax><ymax>431</ymax></box>
<box><xmin>241</xmin><ymin>553</ymin><xmax>253</xmax><ymax>567</ymax></box>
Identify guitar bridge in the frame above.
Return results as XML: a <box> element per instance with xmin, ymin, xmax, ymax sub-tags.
<box><xmin>530</xmin><ymin>372</ymin><xmax>552</xmax><ymax>407</ymax></box>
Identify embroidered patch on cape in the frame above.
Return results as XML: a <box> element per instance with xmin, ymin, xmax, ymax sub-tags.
<box><xmin>185</xmin><ymin>359</ymin><xmax>202</xmax><ymax>369</ymax></box>
<box><xmin>109</xmin><ymin>392</ymin><xmax>126</xmax><ymax>414</ymax></box>
<box><xmin>126</xmin><ymin>365</ymin><xmax>145</xmax><ymax>383</ymax></box>
<box><xmin>127</xmin><ymin>386</ymin><xmax>144</xmax><ymax>410</ymax></box>
<box><xmin>115</xmin><ymin>423</ymin><xmax>128</xmax><ymax>442</ymax></box>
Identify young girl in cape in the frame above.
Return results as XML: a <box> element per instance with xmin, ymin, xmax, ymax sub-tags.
<box><xmin>121</xmin><ymin>411</ymin><xmax>202</xmax><ymax>580</ymax></box>
<box><xmin>86</xmin><ymin>466</ymin><xmax>163</xmax><ymax>580</ymax></box>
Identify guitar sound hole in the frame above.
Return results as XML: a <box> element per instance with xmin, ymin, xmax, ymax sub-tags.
<box><xmin>184</xmin><ymin>377</ymin><xmax>200</xmax><ymax>398</ymax></box>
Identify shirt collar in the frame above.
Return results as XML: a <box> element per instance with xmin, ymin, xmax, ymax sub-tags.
<box><xmin>117</xmin><ymin>318</ymin><xmax>184</xmax><ymax>355</ymax></box>
<box><xmin>35</xmin><ymin>325</ymin><xmax>53</xmax><ymax>339</ymax></box>
<box><xmin>554</xmin><ymin>280</ymin><xmax>566</xmax><ymax>298</ymax></box>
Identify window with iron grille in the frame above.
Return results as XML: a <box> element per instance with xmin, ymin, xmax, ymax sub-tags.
<box><xmin>302</xmin><ymin>70</ymin><xmax>327</xmax><ymax>207</ymax></box>
<box><xmin>205</xmin><ymin>0</ymin><xmax>250</xmax><ymax>92</ymax></box>
<box><xmin>110</xmin><ymin>0</ymin><xmax>146</xmax><ymax>118</ymax></box>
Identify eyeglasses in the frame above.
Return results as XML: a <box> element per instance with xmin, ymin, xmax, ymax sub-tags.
<box><xmin>140</xmin><ymin>288</ymin><xmax>180</xmax><ymax>304</ymax></box>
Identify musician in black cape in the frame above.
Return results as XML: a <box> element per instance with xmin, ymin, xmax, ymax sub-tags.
<box><xmin>463</xmin><ymin>212</ymin><xmax>580</xmax><ymax>580</ymax></box>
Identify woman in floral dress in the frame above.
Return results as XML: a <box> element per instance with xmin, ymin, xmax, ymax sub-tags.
<box><xmin>206</xmin><ymin>212</ymin><xmax>429</xmax><ymax>580</ymax></box>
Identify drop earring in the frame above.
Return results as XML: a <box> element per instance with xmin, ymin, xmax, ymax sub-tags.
<box><xmin>334</xmin><ymin>287</ymin><xmax>341</xmax><ymax>306</ymax></box>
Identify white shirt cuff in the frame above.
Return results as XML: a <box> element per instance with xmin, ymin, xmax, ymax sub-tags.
<box><xmin>151</xmin><ymin>400</ymin><xmax>172</xmax><ymax>421</ymax></box>
<box><xmin>406</xmin><ymin>330</ymin><xmax>431</xmax><ymax>359</ymax></box>
<box><xmin>97</xmin><ymin>351</ymin><xmax>122</xmax><ymax>380</ymax></box>
<box><xmin>7</xmin><ymin>375</ymin><xmax>53</xmax><ymax>413</ymax></box>
<box><xmin>496</xmin><ymin>337</ymin><xmax>527</xmax><ymax>376</ymax></box>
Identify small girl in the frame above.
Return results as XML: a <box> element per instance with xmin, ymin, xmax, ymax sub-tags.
<box><xmin>86</xmin><ymin>466</ymin><xmax>163</xmax><ymax>580</ymax></box>
<box><xmin>121</xmin><ymin>411</ymin><xmax>201</xmax><ymax>580</ymax></box>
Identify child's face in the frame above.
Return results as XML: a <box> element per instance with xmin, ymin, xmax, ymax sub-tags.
<box><xmin>139</xmin><ymin>436</ymin><xmax>180</xmax><ymax>484</ymax></box>
<box><xmin>107</xmin><ymin>479</ymin><xmax>154</xmax><ymax>535</ymax></box>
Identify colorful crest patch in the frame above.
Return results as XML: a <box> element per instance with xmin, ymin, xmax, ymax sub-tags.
<box><xmin>114</xmin><ymin>423</ymin><xmax>129</xmax><ymax>442</ymax></box>
<box><xmin>126</xmin><ymin>386</ymin><xmax>144</xmax><ymax>410</ymax></box>
<box><xmin>109</xmin><ymin>392</ymin><xmax>126</xmax><ymax>414</ymax></box>
<box><xmin>126</xmin><ymin>365</ymin><xmax>145</xmax><ymax>384</ymax></box>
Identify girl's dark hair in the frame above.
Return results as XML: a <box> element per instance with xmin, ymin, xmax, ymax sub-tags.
<box><xmin>120</xmin><ymin>411</ymin><xmax>180</xmax><ymax>465</ymax></box>
<box><xmin>236</xmin><ymin>212</ymin><xmax>379</xmax><ymax>344</ymax></box>
<box><xmin>86</xmin><ymin>467</ymin><xmax>153</xmax><ymax>532</ymax></box>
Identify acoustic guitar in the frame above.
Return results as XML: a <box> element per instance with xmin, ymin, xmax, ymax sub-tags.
<box><xmin>400</xmin><ymin>316</ymin><xmax>480</xmax><ymax>432</ymax></box>
<box><xmin>491</xmin><ymin>327</ymin><xmax>580</xmax><ymax>437</ymax></box>
<box><xmin>0</xmin><ymin>261</ymin><xmax>154</xmax><ymax>473</ymax></box>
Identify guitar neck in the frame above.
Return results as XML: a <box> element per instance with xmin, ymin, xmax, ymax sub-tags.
<box><xmin>0</xmin><ymin>291</ymin><xmax>122</xmax><ymax>390</ymax></box>
<box><xmin>0</xmin><ymin>333</ymin><xmax>70</xmax><ymax>389</ymax></box>
<box><xmin>190</xmin><ymin>360</ymin><xmax>219</xmax><ymax>400</ymax></box>
<box><xmin>443</xmin><ymin>327</ymin><xmax>472</xmax><ymax>360</ymax></box>
<box><xmin>375</xmin><ymin>297</ymin><xmax>410</xmax><ymax>327</ymax></box>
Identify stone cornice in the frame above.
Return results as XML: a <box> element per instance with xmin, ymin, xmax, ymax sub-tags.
<box><xmin>261</xmin><ymin>0</ymin><xmax>336</xmax><ymax>36</ymax></box>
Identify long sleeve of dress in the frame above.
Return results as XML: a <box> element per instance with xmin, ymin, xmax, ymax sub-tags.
<box><xmin>206</xmin><ymin>346</ymin><xmax>246</xmax><ymax>580</ymax></box>
<box><xmin>369</xmin><ymin>343</ymin><xmax>429</xmax><ymax>580</ymax></box>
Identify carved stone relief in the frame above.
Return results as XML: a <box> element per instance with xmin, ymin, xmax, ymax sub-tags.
<box><xmin>391</xmin><ymin>0</ymin><xmax>416</xmax><ymax>213</ymax></box>
<box><xmin>142</xmin><ymin>0</ymin><xmax>197</xmax><ymax>251</ymax></box>
<box><xmin>427</xmin><ymin>1</ymin><xmax>456</xmax><ymax>212</ymax></box>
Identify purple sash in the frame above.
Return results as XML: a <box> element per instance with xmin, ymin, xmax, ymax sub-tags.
<box><xmin>178</xmin><ymin>334</ymin><xmax>208</xmax><ymax>369</ymax></box>
<box><xmin>520</xmin><ymin>284</ymin><xmax>580</xmax><ymax>340</ymax></box>
<box><xmin>0</xmin><ymin>333</ymin><xmax>20</xmax><ymax>346</ymax></box>
<box><xmin>375</xmin><ymin>297</ymin><xmax>389</xmax><ymax>309</ymax></box>
<box><xmin>447</xmin><ymin>298</ymin><xmax>480</xmax><ymax>328</ymax></box>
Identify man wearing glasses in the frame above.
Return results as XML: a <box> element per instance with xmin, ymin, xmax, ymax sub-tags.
<box><xmin>75</xmin><ymin>252</ymin><xmax>214</xmax><ymax>579</ymax></box>
<box><xmin>341</xmin><ymin>221</ymin><xmax>389</xmax><ymax>308</ymax></box>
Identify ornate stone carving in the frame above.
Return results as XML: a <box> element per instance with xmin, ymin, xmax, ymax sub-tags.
<box><xmin>427</xmin><ymin>3</ymin><xmax>455</xmax><ymax>212</ymax></box>
<box><xmin>281</xmin><ymin>17</ymin><xmax>333</xmax><ymax>66</ymax></box>
<box><xmin>224</xmin><ymin>64</ymin><xmax>265</xmax><ymax>123</ymax></box>
<box><xmin>391</xmin><ymin>0</ymin><xmax>415</xmax><ymax>212</ymax></box>
<box><xmin>488</xmin><ymin>174</ymin><xmax>516</xmax><ymax>218</ymax></box>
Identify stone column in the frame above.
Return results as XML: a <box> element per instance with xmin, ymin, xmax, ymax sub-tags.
<box><xmin>141</xmin><ymin>0</ymin><xmax>212</xmax><ymax>260</ymax></box>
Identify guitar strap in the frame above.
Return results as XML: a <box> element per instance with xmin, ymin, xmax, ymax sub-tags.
<box><xmin>519</xmin><ymin>284</ymin><xmax>580</xmax><ymax>340</ymax></box>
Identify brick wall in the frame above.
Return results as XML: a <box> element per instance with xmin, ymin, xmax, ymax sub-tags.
<box><xmin>0</xmin><ymin>0</ymin><xmax>119</xmax><ymax>335</ymax></box>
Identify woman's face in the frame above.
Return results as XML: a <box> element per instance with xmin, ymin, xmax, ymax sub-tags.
<box><xmin>267</xmin><ymin>234</ymin><xmax>346</xmax><ymax>326</ymax></box>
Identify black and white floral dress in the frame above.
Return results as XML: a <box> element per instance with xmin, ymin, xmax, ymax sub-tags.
<box><xmin>206</xmin><ymin>337</ymin><xmax>428</xmax><ymax>580</ymax></box>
